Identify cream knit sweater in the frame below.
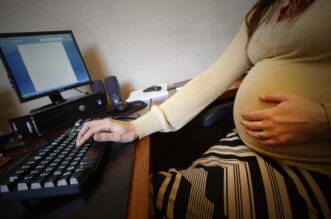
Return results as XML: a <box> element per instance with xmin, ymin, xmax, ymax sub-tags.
<box><xmin>132</xmin><ymin>0</ymin><xmax>331</xmax><ymax>174</ymax></box>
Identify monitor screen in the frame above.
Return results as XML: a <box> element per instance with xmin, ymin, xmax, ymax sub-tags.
<box><xmin>0</xmin><ymin>31</ymin><xmax>91</xmax><ymax>104</ymax></box>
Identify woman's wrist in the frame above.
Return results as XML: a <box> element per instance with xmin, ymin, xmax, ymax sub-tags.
<box><xmin>129</xmin><ymin>122</ymin><xmax>140</xmax><ymax>140</ymax></box>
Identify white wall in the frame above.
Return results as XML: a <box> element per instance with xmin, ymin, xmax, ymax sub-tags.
<box><xmin>0</xmin><ymin>0</ymin><xmax>255</xmax><ymax>133</ymax></box>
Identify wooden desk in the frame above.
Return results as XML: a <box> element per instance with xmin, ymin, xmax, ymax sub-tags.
<box><xmin>127</xmin><ymin>137</ymin><xmax>151</xmax><ymax>219</ymax></box>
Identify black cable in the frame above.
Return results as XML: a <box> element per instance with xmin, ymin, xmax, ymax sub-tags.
<box><xmin>74</xmin><ymin>88</ymin><xmax>89</xmax><ymax>95</ymax></box>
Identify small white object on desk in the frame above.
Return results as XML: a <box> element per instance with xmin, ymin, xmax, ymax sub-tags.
<box><xmin>126</xmin><ymin>83</ymin><xmax>169</xmax><ymax>103</ymax></box>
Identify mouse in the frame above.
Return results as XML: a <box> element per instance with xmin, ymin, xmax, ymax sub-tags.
<box><xmin>107</xmin><ymin>102</ymin><xmax>129</xmax><ymax>114</ymax></box>
<box><xmin>143</xmin><ymin>85</ymin><xmax>162</xmax><ymax>93</ymax></box>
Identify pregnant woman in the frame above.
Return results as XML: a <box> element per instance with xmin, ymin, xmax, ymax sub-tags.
<box><xmin>77</xmin><ymin>0</ymin><xmax>331</xmax><ymax>218</ymax></box>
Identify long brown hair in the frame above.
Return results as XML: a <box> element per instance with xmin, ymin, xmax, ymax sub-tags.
<box><xmin>245</xmin><ymin>0</ymin><xmax>315</xmax><ymax>40</ymax></box>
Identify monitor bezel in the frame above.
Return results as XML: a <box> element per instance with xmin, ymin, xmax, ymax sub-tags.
<box><xmin>0</xmin><ymin>30</ymin><xmax>92</xmax><ymax>103</ymax></box>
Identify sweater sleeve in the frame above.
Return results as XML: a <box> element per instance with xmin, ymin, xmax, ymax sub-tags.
<box><xmin>131</xmin><ymin>21</ymin><xmax>252</xmax><ymax>138</ymax></box>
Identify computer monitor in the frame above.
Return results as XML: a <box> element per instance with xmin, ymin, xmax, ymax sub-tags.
<box><xmin>0</xmin><ymin>30</ymin><xmax>92</xmax><ymax>111</ymax></box>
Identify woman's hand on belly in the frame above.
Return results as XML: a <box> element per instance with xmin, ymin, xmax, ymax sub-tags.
<box><xmin>240</xmin><ymin>92</ymin><xmax>331</xmax><ymax>145</ymax></box>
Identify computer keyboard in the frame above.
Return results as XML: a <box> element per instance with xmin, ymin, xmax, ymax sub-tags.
<box><xmin>0</xmin><ymin>120</ymin><xmax>107</xmax><ymax>201</ymax></box>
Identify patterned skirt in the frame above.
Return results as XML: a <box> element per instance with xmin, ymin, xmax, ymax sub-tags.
<box><xmin>154</xmin><ymin>131</ymin><xmax>331</xmax><ymax>219</ymax></box>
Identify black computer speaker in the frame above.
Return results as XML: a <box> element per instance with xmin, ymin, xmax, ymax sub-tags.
<box><xmin>90</xmin><ymin>80</ymin><xmax>107</xmax><ymax>103</ymax></box>
<box><xmin>103</xmin><ymin>76</ymin><xmax>147</xmax><ymax>117</ymax></box>
<box><xmin>104</xmin><ymin>76</ymin><xmax>123</xmax><ymax>105</ymax></box>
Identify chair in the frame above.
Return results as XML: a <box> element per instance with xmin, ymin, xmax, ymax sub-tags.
<box><xmin>202</xmin><ymin>99</ymin><xmax>235</xmax><ymax>129</ymax></box>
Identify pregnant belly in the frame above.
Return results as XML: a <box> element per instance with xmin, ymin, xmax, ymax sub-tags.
<box><xmin>233</xmin><ymin>59</ymin><xmax>331</xmax><ymax>163</ymax></box>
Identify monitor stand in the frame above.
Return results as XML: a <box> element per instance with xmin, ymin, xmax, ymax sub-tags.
<box><xmin>30</xmin><ymin>92</ymin><xmax>67</xmax><ymax>114</ymax></box>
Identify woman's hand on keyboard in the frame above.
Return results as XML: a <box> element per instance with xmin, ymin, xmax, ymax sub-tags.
<box><xmin>76</xmin><ymin>118</ymin><xmax>139</xmax><ymax>146</ymax></box>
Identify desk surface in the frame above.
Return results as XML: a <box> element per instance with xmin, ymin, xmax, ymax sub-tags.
<box><xmin>127</xmin><ymin>137</ymin><xmax>151</xmax><ymax>219</ymax></box>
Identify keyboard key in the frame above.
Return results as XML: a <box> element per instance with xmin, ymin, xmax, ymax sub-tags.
<box><xmin>31</xmin><ymin>175</ymin><xmax>48</xmax><ymax>189</ymax></box>
<box><xmin>44</xmin><ymin>176</ymin><xmax>58</xmax><ymax>188</ymax></box>
<box><xmin>56</xmin><ymin>171</ymin><xmax>73</xmax><ymax>187</ymax></box>
<box><xmin>17</xmin><ymin>180</ymin><xmax>30</xmax><ymax>191</ymax></box>
<box><xmin>56</xmin><ymin>178</ymin><xmax>68</xmax><ymax>186</ymax></box>
<box><xmin>53</xmin><ymin>170</ymin><xmax>63</xmax><ymax>176</ymax></box>
<box><xmin>34</xmin><ymin>155</ymin><xmax>42</xmax><ymax>160</ymax></box>
<box><xmin>30</xmin><ymin>182</ymin><xmax>42</xmax><ymax>190</ymax></box>
<box><xmin>69</xmin><ymin>169</ymin><xmax>86</xmax><ymax>185</ymax></box>
<box><xmin>0</xmin><ymin>181</ymin><xmax>11</xmax><ymax>193</ymax></box>
<box><xmin>9</xmin><ymin>175</ymin><xmax>18</xmax><ymax>182</ymax></box>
